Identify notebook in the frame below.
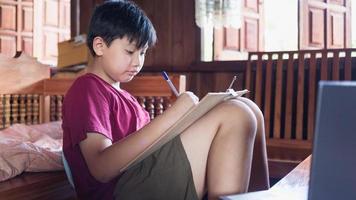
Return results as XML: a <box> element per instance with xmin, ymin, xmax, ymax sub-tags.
<box><xmin>120</xmin><ymin>88</ymin><xmax>249</xmax><ymax>172</ymax></box>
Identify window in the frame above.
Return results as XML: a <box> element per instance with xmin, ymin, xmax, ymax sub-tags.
<box><xmin>200</xmin><ymin>0</ymin><xmax>354</xmax><ymax>61</ymax></box>
<box><xmin>264</xmin><ymin>0</ymin><xmax>298</xmax><ymax>51</ymax></box>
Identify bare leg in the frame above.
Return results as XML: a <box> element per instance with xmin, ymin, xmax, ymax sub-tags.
<box><xmin>236</xmin><ymin>97</ymin><xmax>270</xmax><ymax>191</ymax></box>
<box><xmin>180</xmin><ymin>99</ymin><xmax>257</xmax><ymax>200</ymax></box>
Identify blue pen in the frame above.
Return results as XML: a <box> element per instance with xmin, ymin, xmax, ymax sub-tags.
<box><xmin>161</xmin><ymin>71</ymin><xmax>179</xmax><ymax>97</ymax></box>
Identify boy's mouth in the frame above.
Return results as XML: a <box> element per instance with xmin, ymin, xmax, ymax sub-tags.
<box><xmin>126</xmin><ymin>71</ymin><xmax>139</xmax><ymax>76</ymax></box>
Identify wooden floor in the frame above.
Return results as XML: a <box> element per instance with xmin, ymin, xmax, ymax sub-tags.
<box><xmin>222</xmin><ymin>156</ymin><xmax>311</xmax><ymax>200</ymax></box>
<box><xmin>0</xmin><ymin>171</ymin><xmax>77</xmax><ymax>200</ymax></box>
<box><xmin>0</xmin><ymin>156</ymin><xmax>311</xmax><ymax>200</ymax></box>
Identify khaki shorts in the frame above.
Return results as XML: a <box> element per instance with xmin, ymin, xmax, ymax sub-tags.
<box><xmin>113</xmin><ymin>136</ymin><xmax>199</xmax><ymax>200</ymax></box>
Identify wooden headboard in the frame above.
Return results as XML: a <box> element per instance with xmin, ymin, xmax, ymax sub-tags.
<box><xmin>0</xmin><ymin>53</ymin><xmax>186</xmax><ymax>129</ymax></box>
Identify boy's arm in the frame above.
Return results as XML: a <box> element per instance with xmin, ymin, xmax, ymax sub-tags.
<box><xmin>79</xmin><ymin>92</ymin><xmax>198</xmax><ymax>183</ymax></box>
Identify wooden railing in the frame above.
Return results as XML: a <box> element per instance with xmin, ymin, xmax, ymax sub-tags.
<box><xmin>0</xmin><ymin>75</ymin><xmax>185</xmax><ymax>129</ymax></box>
<box><xmin>0</xmin><ymin>94</ymin><xmax>41</xmax><ymax>128</ymax></box>
<box><xmin>245</xmin><ymin>48</ymin><xmax>356</xmax><ymax>178</ymax></box>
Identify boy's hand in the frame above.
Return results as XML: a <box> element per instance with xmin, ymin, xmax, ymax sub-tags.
<box><xmin>178</xmin><ymin>91</ymin><xmax>199</xmax><ymax>105</ymax></box>
<box><xmin>171</xmin><ymin>91</ymin><xmax>199</xmax><ymax>115</ymax></box>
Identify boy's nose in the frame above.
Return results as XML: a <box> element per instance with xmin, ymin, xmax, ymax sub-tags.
<box><xmin>131</xmin><ymin>54</ymin><xmax>141</xmax><ymax>67</ymax></box>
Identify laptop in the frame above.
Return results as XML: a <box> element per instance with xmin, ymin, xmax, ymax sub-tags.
<box><xmin>308</xmin><ymin>81</ymin><xmax>356</xmax><ymax>200</ymax></box>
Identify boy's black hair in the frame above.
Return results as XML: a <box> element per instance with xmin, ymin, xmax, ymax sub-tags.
<box><xmin>87</xmin><ymin>0</ymin><xmax>157</xmax><ymax>56</ymax></box>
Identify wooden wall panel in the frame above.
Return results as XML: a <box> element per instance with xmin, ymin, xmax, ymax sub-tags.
<box><xmin>328</xmin><ymin>12</ymin><xmax>343</xmax><ymax>47</ymax></box>
<box><xmin>225</xmin><ymin>28</ymin><xmax>240</xmax><ymax>50</ymax></box>
<box><xmin>0</xmin><ymin>1</ymin><xmax>34</xmax><ymax>57</ymax></box>
<box><xmin>45</xmin><ymin>1</ymin><xmax>59</xmax><ymax>26</ymax></box>
<box><xmin>213</xmin><ymin>0</ymin><xmax>264</xmax><ymax>60</ymax></box>
<box><xmin>134</xmin><ymin>0</ymin><xmax>198</xmax><ymax>70</ymax></box>
<box><xmin>61</xmin><ymin>1</ymin><xmax>71</xmax><ymax>31</ymax></box>
<box><xmin>21</xmin><ymin>37</ymin><xmax>33</xmax><ymax>55</ymax></box>
<box><xmin>171</xmin><ymin>0</ymin><xmax>185</xmax><ymax>67</ymax></box>
<box><xmin>71</xmin><ymin>0</ymin><xmax>199</xmax><ymax>70</ymax></box>
<box><xmin>153</xmin><ymin>0</ymin><xmax>172</xmax><ymax>67</ymax></box>
<box><xmin>34</xmin><ymin>0</ymin><xmax>71</xmax><ymax>65</ymax></box>
<box><xmin>0</xmin><ymin>0</ymin><xmax>70</xmax><ymax>64</ymax></box>
<box><xmin>22</xmin><ymin>6</ymin><xmax>33</xmax><ymax>32</ymax></box>
<box><xmin>327</xmin><ymin>0</ymin><xmax>351</xmax><ymax>48</ymax></box>
<box><xmin>244</xmin><ymin>18</ymin><xmax>259</xmax><ymax>51</ymax></box>
<box><xmin>309</xmin><ymin>7</ymin><xmax>324</xmax><ymax>48</ymax></box>
<box><xmin>0</xmin><ymin>35</ymin><xmax>16</xmax><ymax>55</ymax></box>
<box><xmin>300</xmin><ymin>0</ymin><xmax>351</xmax><ymax>49</ymax></box>
<box><xmin>0</xmin><ymin>4</ymin><xmax>17</xmax><ymax>31</ymax></box>
<box><xmin>21</xmin><ymin>4</ymin><xmax>33</xmax><ymax>56</ymax></box>
<box><xmin>43</xmin><ymin>32</ymin><xmax>58</xmax><ymax>60</ymax></box>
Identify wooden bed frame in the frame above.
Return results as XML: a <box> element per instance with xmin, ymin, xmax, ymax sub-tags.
<box><xmin>0</xmin><ymin>53</ymin><xmax>185</xmax><ymax>199</ymax></box>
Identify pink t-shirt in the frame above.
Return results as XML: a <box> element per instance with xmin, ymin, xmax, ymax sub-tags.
<box><xmin>62</xmin><ymin>73</ymin><xmax>150</xmax><ymax>200</ymax></box>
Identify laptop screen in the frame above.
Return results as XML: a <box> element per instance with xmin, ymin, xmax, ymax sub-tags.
<box><xmin>309</xmin><ymin>81</ymin><xmax>356</xmax><ymax>200</ymax></box>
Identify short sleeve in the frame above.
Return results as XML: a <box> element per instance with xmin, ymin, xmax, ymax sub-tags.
<box><xmin>63</xmin><ymin>77</ymin><xmax>113</xmax><ymax>147</ymax></box>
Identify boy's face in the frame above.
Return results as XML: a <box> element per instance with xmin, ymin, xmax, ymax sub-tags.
<box><xmin>94</xmin><ymin>36</ymin><xmax>148</xmax><ymax>83</ymax></box>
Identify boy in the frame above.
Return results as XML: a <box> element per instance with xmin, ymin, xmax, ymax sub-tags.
<box><xmin>62</xmin><ymin>1</ymin><xmax>269</xmax><ymax>200</ymax></box>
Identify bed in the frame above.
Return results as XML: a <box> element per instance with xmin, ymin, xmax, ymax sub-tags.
<box><xmin>0</xmin><ymin>53</ymin><xmax>185</xmax><ymax>199</ymax></box>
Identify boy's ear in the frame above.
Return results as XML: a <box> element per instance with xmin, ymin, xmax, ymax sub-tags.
<box><xmin>92</xmin><ymin>37</ymin><xmax>106</xmax><ymax>56</ymax></box>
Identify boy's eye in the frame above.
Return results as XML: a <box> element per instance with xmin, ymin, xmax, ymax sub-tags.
<box><xmin>126</xmin><ymin>50</ymin><xmax>134</xmax><ymax>54</ymax></box>
<box><xmin>140</xmin><ymin>51</ymin><xmax>146</xmax><ymax>56</ymax></box>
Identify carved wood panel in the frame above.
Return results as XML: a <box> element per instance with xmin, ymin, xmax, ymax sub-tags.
<box><xmin>300</xmin><ymin>0</ymin><xmax>351</xmax><ymax>49</ymax></box>
<box><xmin>34</xmin><ymin>0</ymin><xmax>71</xmax><ymax>65</ymax></box>
<box><xmin>214</xmin><ymin>0</ymin><xmax>264</xmax><ymax>60</ymax></box>
<box><xmin>0</xmin><ymin>0</ymin><xmax>70</xmax><ymax>64</ymax></box>
<box><xmin>0</xmin><ymin>0</ymin><xmax>33</xmax><ymax>57</ymax></box>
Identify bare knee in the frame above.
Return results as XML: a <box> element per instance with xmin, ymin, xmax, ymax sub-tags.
<box><xmin>236</xmin><ymin>97</ymin><xmax>264</xmax><ymax>125</ymax></box>
<box><xmin>217</xmin><ymin>99</ymin><xmax>258</xmax><ymax>140</ymax></box>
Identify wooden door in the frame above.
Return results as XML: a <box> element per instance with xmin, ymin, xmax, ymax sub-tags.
<box><xmin>299</xmin><ymin>0</ymin><xmax>351</xmax><ymax>49</ymax></box>
<box><xmin>34</xmin><ymin>0</ymin><xmax>71</xmax><ymax>65</ymax></box>
<box><xmin>0</xmin><ymin>0</ymin><xmax>34</xmax><ymax>57</ymax></box>
<box><xmin>214</xmin><ymin>0</ymin><xmax>264</xmax><ymax>60</ymax></box>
